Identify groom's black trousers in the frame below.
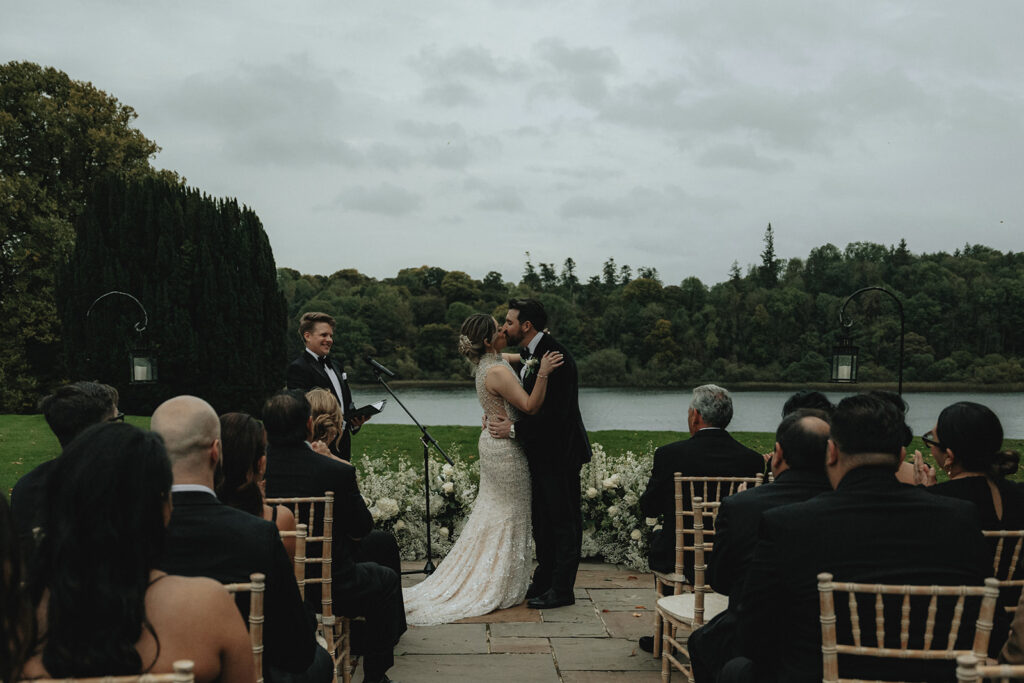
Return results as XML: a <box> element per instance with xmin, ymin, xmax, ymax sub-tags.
<box><xmin>528</xmin><ymin>456</ymin><xmax>583</xmax><ymax>596</ymax></box>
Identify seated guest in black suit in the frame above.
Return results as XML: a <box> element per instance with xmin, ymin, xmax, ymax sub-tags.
<box><xmin>263</xmin><ymin>390</ymin><xmax>405</xmax><ymax>683</ymax></box>
<box><xmin>11</xmin><ymin>381</ymin><xmax>119</xmax><ymax>546</ymax></box>
<box><xmin>637</xmin><ymin>383</ymin><xmax>763</xmax><ymax>653</ymax></box>
<box><xmin>153</xmin><ymin>396</ymin><xmax>331</xmax><ymax>683</ymax></box>
<box><xmin>217</xmin><ymin>412</ymin><xmax>299</xmax><ymax>560</ymax></box>
<box><xmin>1</xmin><ymin>492</ymin><xmax>33</xmax><ymax>683</ymax></box>
<box><xmin>286</xmin><ymin>312</ymin><xmax>370</xmax><ymax>461</ymax></box>
<box><xmin>913</xmin><ymin>401</ymin><xmax>1024</xmax><ymax>530</ymax></box>
<box><xmin>725</xmin><ymin>394</ymin><xmax>994</xmax><ymax>683</ymax></box>
<box><xmin>781</xmin><ymin>389</ymin><xmax>834</xmax><ymax>417</ymax></box>
<box><xmin>687</xmin><ymin>408</ymin><xmax>832</xmax><ymax>682</ymax></box>
<box><xmin>24</xmin><ymin>422</ymin><xmax>254</xmax><ymax>683</ymax></box>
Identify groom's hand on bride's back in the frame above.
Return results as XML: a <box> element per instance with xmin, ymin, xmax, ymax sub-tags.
<box><xmin>488</xmin><ymin>414</ymin><xmax>512</xmax><ymax>439</ymax></box>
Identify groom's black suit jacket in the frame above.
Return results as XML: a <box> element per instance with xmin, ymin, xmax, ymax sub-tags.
<box><xmin>286</xmin><ymin>351</ymin><xmax>358</xmax><ymax>460</ymax></box>
<box><xmin>159</xmin><ymin>490</ymin><xmax>318</xmax><ymax>676</ymax></box>
<box><xmin>516</xmin><ymin>334</ymin><xmax>590</xmax><ymax>467</ymax></box>
<box><xmin>639</xmin><ymin>428</ymin><xmax>763</xmax><ymax>576</ymax></box>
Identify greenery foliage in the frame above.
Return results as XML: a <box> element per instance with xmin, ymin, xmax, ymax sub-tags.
<box><xmin>280</xmin><ymin>243</ymin><xmax>1024</xmax><ymax>387</ymax></box>
<box><xmin>0</xmin><ymin>61</ymin><xmax>177</xmax><ymax>411</ymax></box>
<box><xmin>57</xmin><ymin>176</ymin><xmax>287</xmax><ymax>414</ymax></box>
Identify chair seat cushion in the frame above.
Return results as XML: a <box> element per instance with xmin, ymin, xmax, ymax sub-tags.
<box><xmin>657</xmin><ymin>591</ymin><xmax>728</xmax><ymax>624</ymax></box>
<box><xmin>653</xmin><ymin>570</ymin><xmax>689</xmax><ymax>585</ymax></box>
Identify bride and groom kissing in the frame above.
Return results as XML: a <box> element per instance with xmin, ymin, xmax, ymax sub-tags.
<box><xmin>404</xmin><ymin>298</ymin><xmax>591</xmax><ymax>625</ymax></box>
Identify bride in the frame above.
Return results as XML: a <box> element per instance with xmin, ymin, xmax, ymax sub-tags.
<box><xmin>403</xmin><ymin>313</ymin><xmax>563</xmax><ymax>626</ymax></box>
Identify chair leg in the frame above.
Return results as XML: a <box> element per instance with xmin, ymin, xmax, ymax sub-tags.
<box><xmin>654</xmin><ymin>610</ymin><xmax>663</xmax><ymax>658</ymax></box>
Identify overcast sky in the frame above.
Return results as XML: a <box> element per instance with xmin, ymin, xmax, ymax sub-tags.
<box><xmin>4</xmin><ymin>2</ymin><xmax>1021</xmax><ymax>286</ymax></box>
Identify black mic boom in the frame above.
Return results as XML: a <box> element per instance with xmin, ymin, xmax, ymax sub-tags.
<box><xmin>364</xmin><ymin>356</ymin><xmax>396</xmax><ymax>377</ymax></box>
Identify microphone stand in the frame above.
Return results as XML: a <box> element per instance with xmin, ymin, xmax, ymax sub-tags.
<box><xmin>370</xmin><ymin>366</ymin><xmax>453</xmax><ymax>576</ymax></box>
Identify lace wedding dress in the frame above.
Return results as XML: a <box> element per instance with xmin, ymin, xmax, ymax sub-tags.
<box><xmin>403</xmin><ymin>353</ymin><xmax>532</xmax><ymax>626</ymax></box>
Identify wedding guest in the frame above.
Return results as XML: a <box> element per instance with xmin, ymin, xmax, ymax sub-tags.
<box><xmin>216</xmin><ymin>412</ymin><xmax>298</xmax><ymax>559</ymax></box>
<box><xmin>687</xmin><ymin>408</ymin><xmax>832</xmax><ymax>682</ymax></box>
<box><xmin>913</xmin><ymin>401</ymin><xmax>1024</xmax><ymax>529</ymax></box>
<box><xmin>637</xmin><ymin>384</ymin><xmax>763</xmax><ymax>653</ymax></box>
<box><xmin>727</xmin><ymin>394</ymin><xmax>994</xmax><ymax>683</ymax></box>
<box><xmin>1000</xmin><ymin>589</ymin><xmax>1024</xmax><ymax>663</ymax></box>
<box><xmin>286</xmin><ymin>312</ymin><xmax>368</xmax><ymax>461</ymax></box>
<box><xmin>1</xmin><ymin>493</ymin><xmax>33</xmax><ymax>683</ymax></box>
<box><xmin>263</xmin><ymin>390</ymin><xmax>404</xmax><ymax>683</ymax></box>
<box><xmin>10</xmin><ymin>381</ymin><xmax>119</xmax><ymax>548</ymax></box>
<box><xmin>154</xmin><ymin>396</ymin><xmax>330</xmax><ymax>683</ymax></box>
<box><xmin>306</xmin><ymin>388</ymin><xmax>347</xmax><ymax>461</ymax></box>
<box><xmin>781</xmin><ymin>389</ymin><xmax>834</xmax><ymax>417</ymax></box>
<box><xmin>23</xmin><ymin>422</ymin><xmax>254</xmax><ymax>683</ymax></box>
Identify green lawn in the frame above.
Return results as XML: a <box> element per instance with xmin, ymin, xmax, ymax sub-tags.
<box><xmin>2</xmin><ymin>414</ymin><xmax>1021</xmax><ymax>495</ymax></box>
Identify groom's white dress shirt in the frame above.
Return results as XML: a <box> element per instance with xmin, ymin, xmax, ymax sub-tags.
<box><xmin>519</xmin><ymin>331</ymin><xmax>545</xmax><ymax>381</ymax></box>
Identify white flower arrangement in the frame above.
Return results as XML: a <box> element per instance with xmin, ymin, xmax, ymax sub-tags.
<box><xmin>352</xmin><ymin>440</ymin><xmax>657</xmax><ymax>571</ymax></box>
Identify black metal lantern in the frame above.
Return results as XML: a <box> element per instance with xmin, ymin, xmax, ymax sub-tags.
<box><xmin>830</xmin><ymin>336</ymin><xmax>859</xmax><ymax>383</ymax></box>
<box><xmin>130</xmin><ymin>349</ymin><xmax>158</xmax><ymax>384</ymax></box>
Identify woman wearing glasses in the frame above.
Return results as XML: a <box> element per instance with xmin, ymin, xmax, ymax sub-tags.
<box><xmin>913</xmin><ymin>401</ymin><xmax>1024</xmax><ymax>529</ymax></box>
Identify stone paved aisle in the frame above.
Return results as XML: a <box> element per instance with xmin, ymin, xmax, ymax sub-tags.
<box><xmin>387</xmin><ymin>560</ymin><xmax>678</xmax><ymax>682</ymax></box>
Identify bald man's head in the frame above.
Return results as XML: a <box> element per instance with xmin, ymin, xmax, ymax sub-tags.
<box><xmin>151</xmin><ymin>396</ymin><xmax>221</xmax><ymax>474</ymax></box>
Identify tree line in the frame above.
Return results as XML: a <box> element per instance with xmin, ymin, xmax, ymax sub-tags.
<box><xmin>279</xmin><ymin>231</ymin><xmax>1024</xmax><ymax>388</ymax></box>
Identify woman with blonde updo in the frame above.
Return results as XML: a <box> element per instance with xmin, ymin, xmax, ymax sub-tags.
<box><xmin>306</xmin><ymin>388</ymin><xmax>348</xmax><ymax>462</ymax></box>
<box><xmin>404</xmin><ymin>312</ymin><xmax>563</xmax><ymax>626</ymax></box>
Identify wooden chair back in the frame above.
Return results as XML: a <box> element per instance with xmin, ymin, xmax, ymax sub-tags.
<box><xmin>677</xmin><ymin>474</ymin><xmax>760</xmax><ymax>561</ymax></box>
<box><xmin>224</xmin><ymin>572</ymin><xmax>266</xmax><ymax>683</ymax></box>
<box><xmin>266</xmin><ymin>493</ymin><xmax>350</xmax><ymax>683</ymax></box>
<box><xmin>691</xmin><ymin>497</ymin><xmax>721</xmax><ymax>627</ymax></box>
<box><xmin>956</xmin><ymin>653</ymin><xmax>1024</xmax><ymax>682</ymax></box>
<box><xmin>818</xmin><ymin>572</ymin><xmax>1000</xmax><ymax>683</ymax></box>
<box><xmin>19</xmin><ymin>660</ymin><xmax>195</xmax><ymax>683</ymax></box>
<box><xmin>984</xmin><ymin>529</ymin><xmax>1024</xmax><ymax>612</ymax></box>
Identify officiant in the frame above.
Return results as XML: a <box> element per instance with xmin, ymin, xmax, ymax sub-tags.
<box><xmin>286</xmin><ymin>311</ymin><xmax>369</xmax><ymax>461</ymax></box>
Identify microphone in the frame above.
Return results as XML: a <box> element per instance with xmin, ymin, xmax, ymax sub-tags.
<box><xmin>364</xmin><ymin>356</ymin><xmax>396</xmax><ymax>377</ymax></box>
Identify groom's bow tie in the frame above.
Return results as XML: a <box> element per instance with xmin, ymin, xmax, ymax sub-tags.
<box><xmin>520</xmin><ymin>348</ymin><xmax>532</xmax><ymax>361</ymax></box>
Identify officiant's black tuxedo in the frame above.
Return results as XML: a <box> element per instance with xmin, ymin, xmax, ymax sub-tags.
<box><xmin>687</xmin><ymin>469</ymin><xmax>830</xmax><ymax>682</ymax></box>
<box><xmin>639</xmin><ymin>428</ymin><xmax>763</xmax><ymax>578</ymax></box>
<box><xmin>286</xmin><ymin>351</ymin><xmax>357</xmax><ymax>460</ymax></box>
<box><xmin>731</xmin><ymin>466</ymin><xmax>996</xmax><ymax>683</ymax></box>
<box><xmin>265</xmin><ymin>440</ymin><xmax>406</xmax><ymax>682</ymax></box>
<box><xmin>159</xmin><ymin>490</ymin><xmax>325</xmax><ymax>682</ymax></box>
<box><xmin>516</xmin><ymin>333</ymin><xmax>590</xmax><ymax>597</ymax></box>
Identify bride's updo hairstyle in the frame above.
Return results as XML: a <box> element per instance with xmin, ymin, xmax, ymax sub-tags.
<box><xmin>459</xmin><ymin>314</ymin><xmax>497</xmax><ymax>365</ymax></box>
<box><xmin>937</xmin><ymin>401</ymin><xmax>1020</xmax><ymax>478</ymax></box>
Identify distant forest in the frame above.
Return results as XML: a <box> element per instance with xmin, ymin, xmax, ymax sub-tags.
<box><xmin>278</xmin><ymin>229</ymin><xmax>1024</xmax><ymax>387</ymax></box>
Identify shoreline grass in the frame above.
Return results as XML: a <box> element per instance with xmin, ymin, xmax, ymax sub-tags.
<box><xmin>3</xmin><ymin>414</ymin><xmax>1022</xmax><ymax>495</ymax></box>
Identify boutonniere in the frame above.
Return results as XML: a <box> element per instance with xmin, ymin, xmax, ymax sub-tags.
<box><xmin>523</xmin><ymin>357</ymin><xmax>540</xmax><ymax>377</ymax></box>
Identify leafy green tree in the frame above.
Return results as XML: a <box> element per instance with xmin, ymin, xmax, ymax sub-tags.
<box><xmin>0</xmin><ymin>61</ymin><xmax>175</xmax><ymax>410</ymax></box>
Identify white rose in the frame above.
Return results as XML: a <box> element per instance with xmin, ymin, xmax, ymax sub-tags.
<box><xmin>653</xmin><ymin>524</ymin><xmax>662</xmax><ymax>532</ymax></box>
<box><xmin>645</xmin><ymin>517</ymin><xmax>659</xmax><ymax>526</ymax></box>
<box><xmin>586</xmin><ymin>487</ymin><xmax>599</xmax><ymax>499</ymax></box>
<box><xmin>442</xmin><ymin>464</ymin><xmax>454</xmax><ymax>477</ymax></box>
<box><xmin>368</xmin><ymin>506</ymin><xmax>381</xmax><ymax>522</ymax></box>
<box><xmin>442</xmin><ymin>481</ymin><xmax>454</xmax><ymax>495</ymax></box>
<box><xmin>630</xmin><ymin>529</ymin><xmax>642</xmax><ymax>541</ymax></box>
<box><xmin>623</xmin><ymin>493</ymin><xmax>637</xmax><ymax>506</ymax></box>
<box><xmin>393</xmin><ymin>520</ymin><xmax>406</xmax><ymax>532</ymax></box>
<box><xmin>610</xmin><ymin>473</ymin><xmax>622</xmax><ymax>486</ymax></box>
<box><xmin>377</xmin><ymin>497</ymin><xmax>400</xmax><ymax>519</ymax></box>
<box><xmin>362</xmin><ymin>495</ymin><xmax>372</xmax><ymax>507</ymax></box>
<box><xmin>439</xmin><ymin>526</ymin><xmax>450</xmax><ymax>539</ymax></box>
<box><xmin>602</xmin><ymin>477</ymin><xmax>616</xmax><ymax>490</ymax></box>
<box><xmin>607</xmin><ymin>505</ymin><xmax>619</xmax><ymax>516</ymax></box>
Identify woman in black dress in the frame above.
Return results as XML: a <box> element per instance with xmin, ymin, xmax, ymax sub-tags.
<box><xmin>916</xmin><ymin>401</ymin><xmax>1023</xmax><ymax>529</ymax></box>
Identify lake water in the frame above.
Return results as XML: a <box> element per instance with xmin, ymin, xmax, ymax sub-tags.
<box><xmin>357</xmin><ymin>387</ymin><xmax>1024</xmax><ymax>438</ymax></box>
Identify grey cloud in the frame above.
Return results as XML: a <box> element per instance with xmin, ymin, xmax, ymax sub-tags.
<box><xmin>534</xmin><ymin>38</ymin><xmax>620</xmax><ymax>76</ymax></box>
<box><xmin>421</xmin><ymin>81</ymin><xmax>481</xmax><ymax>106</ymax></box>
<box><xmin>475</xmin><ymin>189</ymin><xmax>525</xmax><ymax>212</ymax></box>
<box><xmin>411</xmin><ymin>44</ymin><xmax>531</xmax><ymax>82</ymax></box>
<box><xmin>395</xmin><ymin>120</ymin><xmax>467</xmax><ymax>140</ymax></box>
<box><xmin>336</xmin><ymin>183</ymin><xmax>421</xmax><ymax>215</ymax></box>
<box><xmin>425</xmin><ymin>141</ymin><xmax>474</xmax><ymax>169</ymax></box>
<box><xmin>559</xmin><ymin>195</ymin><xmax>631</xmax><ymax>220</ymax></box>
<box><xmin>697</xmin><ymin>143</ymin><xmax>793</xmax><ymax>172</ymax></box>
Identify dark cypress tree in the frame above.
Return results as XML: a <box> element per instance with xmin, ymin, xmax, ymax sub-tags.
<box><xmin>59</xmin><ymin>176</ymin><xmax>286</xmax><ymax>414</ymax></box>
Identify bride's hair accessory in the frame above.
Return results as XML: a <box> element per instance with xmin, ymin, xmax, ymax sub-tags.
<box><xmin>458</xmin><ymin>314</ymin><xmax>497</xmax><ymax>365</ymax></box>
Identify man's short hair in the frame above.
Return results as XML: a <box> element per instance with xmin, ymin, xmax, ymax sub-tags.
<box><xmin>38</xmin><ymin>382</ymin><xmax>117</xmax><ymax>447</ymax></box>
<box><xmin>690</xmin><ymin>384</ymin><xmax>733</xmax><ymax>428</ymax></box>
<box><xmin>298</xmin><ymin>312</ymin><xmax>336</xmax><ymax>339</ymax></box>
<box><xmin>508</xmin><ymin>298</ymin><xmax>547</xmax><ymax>331</ymax></box>
<box><xmin>262</xmin><ymin>390</ymin><xmax>311</xmax><ymax>446</ymax></box>
<box><xmin>776</xmin><ymin>409</ymin><xmax>830</xmax><ymax>472</ymax></box>
<box><xmin>831</xmin><ymin>394</ymin><xmax>907</xmax><ymax>462</ymax></box>
<box><xmin>782</xmin><ymin>390</ymin><xmax>834</xmax><ymax>417</ymax></box>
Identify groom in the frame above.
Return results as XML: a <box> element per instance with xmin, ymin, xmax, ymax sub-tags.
<box><xmin>489</xmin><ymin>298</ymin><xmax>591</xmax><ymax>609</ymax></box>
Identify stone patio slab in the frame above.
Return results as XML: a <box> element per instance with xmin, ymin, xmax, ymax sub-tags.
<box><xmin>551</xmin><ymin>636</ymin><xmax>663</xmax><ymax>671</ymax></box>
<box><xmin>535</xmin><ymin>600</ymin><xmax>601</xmax><ymax>623</ymax></box>
<box><xmin>575</xmin><ymin>568</ymin><xmax>652</xmax><ymax>589</ymax></box>
<box><xmin>453</xmin><ymin>600</ymin><xmax>541</xmax><ymax>623</ymax></box>
<box><xmin>396</xmin><ymin>623</ymin><xmax>487</xmax><ymax>655</ymax></box>
<box><xmin>589</xmin><ymin>588</ymin><xmax>659</xmax><ymax>611</ymax></box>
<box><xmin>599</xmin><ymin>609</ymin><xmax>657</xmax><ymax>640</ymax></box>
<box><xmin>388</xmin><ymin>653</ymin><xmax>560</xmax><ymax>682</ymax></box>
<box><xmin>561</xmin><ymin>672</ymin><xmax>664</xmax><ymax>683</ymax></box>
<box><xmin>489</xmin><ymin>636</ymin><xmax>551</xmax><ymax>654</ymax></box>
<box><xmin>491</xmin><ymin>621</ymin><xmax>608</xmax><ymax>638</ymax></box>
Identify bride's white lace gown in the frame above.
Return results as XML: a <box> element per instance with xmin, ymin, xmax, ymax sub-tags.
<box><xmin>403</xmin><ymin>353</ymin><xmax>532</xmax><ymax>626</ymax></box>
